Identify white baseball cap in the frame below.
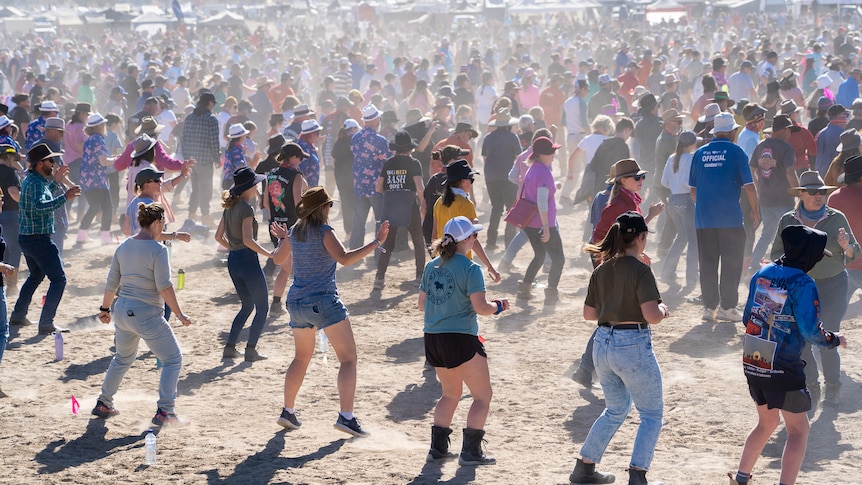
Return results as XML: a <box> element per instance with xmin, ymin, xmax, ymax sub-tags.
<box><xmin>443</xmin><ymin>216</ymin><xmax>483</xmax><ymax>243</ymax></box>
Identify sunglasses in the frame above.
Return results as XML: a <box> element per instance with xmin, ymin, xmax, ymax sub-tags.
<box><xmin>805</xmin><ymin>188</ymin><xmax>828</xmax><ymax>196</ymax></box>
<box><xmin>467</xmin><ymin>177</ymin><xmax>475</xmax><ymax>183</ymax></box>
<box><xmin>327</xmin><ymin>201</ymin><xmax>334</xmax><ymax>208</ymax></box>
<box><xmin>627</xmin><ymin>174</ymin><xmax>647</xmax><ymax>181</ymax></box>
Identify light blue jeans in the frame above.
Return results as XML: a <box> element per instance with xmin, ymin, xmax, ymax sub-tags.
<box><xmin>748</xmin><ymin>204</ymin><xmax>793</xmax><ymax>273</ymax></box>
<box><xmin>98</xmin><ymin>297</ymin><xmax>183</xmax><ymax>414</ymax></box>
<box><xmin>660</xmin><ymin>194</ymin><xmax>698</xmax><ymax>286</ymax></box>
<box><xmin>580</xmin><ymin>325</ymin><xmax>663</xmax><ymax>470</ymax></box>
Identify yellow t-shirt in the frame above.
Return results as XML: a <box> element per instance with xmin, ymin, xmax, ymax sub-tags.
<box><xmin>433</xmin><ymin>194</ymin><xmax>478</xmax><ymax>259</ymax></box>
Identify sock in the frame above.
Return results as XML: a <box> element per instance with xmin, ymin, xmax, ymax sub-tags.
<box><xmin>340</xmin><ymin>411</ymin><xmax>355</xmax><ymax>420</ymax></box>
<box><xmin>283</xmin><ymin>407</ymin><xmax>295</xmax><ymax>414</ymax></box>
<box><xmin>273</xmin><ymin>296</ymin><xmax>281</xmax><ymax>303</ymax></box>
<box><xmin>735</xmin><ymin>471</ymin><xmax>751</xmax><ymax>484</ymax></box>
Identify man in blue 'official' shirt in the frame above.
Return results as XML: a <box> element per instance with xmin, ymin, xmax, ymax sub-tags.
<box><xmin>690</xmin><ymin>113</ymin><xmax>760</xmax><ymax>324</ymax></box>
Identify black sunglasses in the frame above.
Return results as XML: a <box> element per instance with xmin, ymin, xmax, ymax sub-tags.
<box><xmin>805</xmin><ymin>188</ymin><xmax>828</xmax><ymax>196</ymax></box>
<box><xmin>627</xmin><ymin>173</ymin><xmax>647</xmax><ymax>181</ymax></box>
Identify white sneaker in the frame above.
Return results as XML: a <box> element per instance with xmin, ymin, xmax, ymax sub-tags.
<box><xmin>702</xmin><ymin>307</ymin><xmax>717</xmax><ymax>322</ymax></box>
<box><xmin>716</xmin><ymin>306</ymin><xmax>742</xmax><ymax>322</ymax></box>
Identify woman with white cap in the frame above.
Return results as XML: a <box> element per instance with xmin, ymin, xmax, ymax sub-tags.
<box><xmin>222</xmin><ymin>123</ymin><xmax>262</xmax><ymax>190</ymax></box>
<box><xmin>215</xmin><ymin>167</ymin><xmax>278</xmax><ymax>362</ymax></box>
<box><xmin>76</xmin><ymin>113</ymin><xmax>117</xmax><ymax>245</ymax></box>
<box><xmin>297</xmin><ymin>119</ymin><xmax>322</xmax><ymax>187</ymax></box>
<box><xmin>420</xmin><ymin>216</ymin><xmax>509</xmax><ymax>466</ymax></box>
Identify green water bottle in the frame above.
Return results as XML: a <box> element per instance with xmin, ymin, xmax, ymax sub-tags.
<box><xmin>177</xmin><ymin>269</ymin><xmax>185</xmax><ymax>290</ymax></box>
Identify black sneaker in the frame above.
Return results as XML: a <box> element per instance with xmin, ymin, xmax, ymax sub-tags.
<box><xmin>91</xmin><ymin>400</ymin><xmax>120</xmax><ymax>418</ymax></box>
<box><xmin>277</xmin><ymin>409</ymin><xmax>302</xmax><ymax>430</ymax></box>
<box><xmin>334</xmin><ymin>414</ymin><xmax>369</xmax><ymax>437</ymax></box>
<box><xmin>10</xmin><ymin>318</ymin><xmax>33</xmax><ymax>326</ymax></box>
<box><xmin>38</xmin><ymin>326</ymin><xmax>70</xmax><ymax>335</ymax></box>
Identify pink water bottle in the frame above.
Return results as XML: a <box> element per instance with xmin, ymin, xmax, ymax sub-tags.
<box><xmin>54</xmin><ymin>332</ymin><xmax>64</xmax><ymax>361</ymax></box>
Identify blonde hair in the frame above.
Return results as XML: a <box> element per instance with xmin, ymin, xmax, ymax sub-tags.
<box><xmin>591</xmin><ymin>115</ymin><xmax>615</xmax><ymax>135</ymax></box>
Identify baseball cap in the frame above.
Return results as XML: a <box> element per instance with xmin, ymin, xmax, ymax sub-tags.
<box><xmin>443</xmin><ymin>216</ymin><xmax>484</xmax><ymax>243</ymax></box>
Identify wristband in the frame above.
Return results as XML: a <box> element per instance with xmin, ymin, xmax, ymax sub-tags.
<box><xmin>493</xmin><ymin>299</ymin><xmax>503</xmax><ymax>315</ymax></box>
<box><xmin>99</xmin><ymin>306</ymin><xmax>111</xmax><ymax>313</ymax></box>
<box><xmin>374</xmin><ymin>240</ymin><xmax>386</xmax><ymax>253</ymax></box>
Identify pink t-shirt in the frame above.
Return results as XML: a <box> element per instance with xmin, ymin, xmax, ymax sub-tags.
<box><xmin>522</xmin><ymin>160</ymin><xmax>556</xmax><ymax>229</ymax></box>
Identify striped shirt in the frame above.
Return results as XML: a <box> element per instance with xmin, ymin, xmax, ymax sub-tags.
<box><xmin>18</xmin><ymin>170</ymin><xmax>67</xmax><ymax>235</ymax></box>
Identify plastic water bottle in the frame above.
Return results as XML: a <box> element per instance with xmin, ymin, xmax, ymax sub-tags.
<box><xmin>177</xmin><ymin>269</ymin><xmax>185</xmax><ymax>290</ymax></box>
<box><xmin>54</xmin><ymin>332</ymin><xmax>63</xmax><ymax>361</ymax></box>
<box><xmin>145</xmin><ymin>429</ymin><xmax>157</xmax><ymax>465</ymax></box>
<box><xmin>318</xmin><ymin>330</ymin><xmax>328</xmax><ymax>353</ymax></box>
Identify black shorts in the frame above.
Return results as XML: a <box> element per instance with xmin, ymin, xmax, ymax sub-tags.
<box><xmin>748</xmin><ymin>385</ymin><xmax>812</xmax><ymax>413</ymax></box>
<box><xmin>424</xmin><ymin>333</ymin><xmax>486</xmax><ymax>369</ymax></box>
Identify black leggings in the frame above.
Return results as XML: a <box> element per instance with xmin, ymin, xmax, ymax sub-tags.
<box><xmin>80</xmin><ymin>188</ymin><xmax>113</xmax><ymax>231</ymax></box>
<box><xmin>523</xmin><ymin>225</ymin><xmax>565</xmax><ymax>289</ymax></box>
<box><xmin>485</xmin><ymin>179</ymin><xmax>517</xmax><ymax>246</ymax></box>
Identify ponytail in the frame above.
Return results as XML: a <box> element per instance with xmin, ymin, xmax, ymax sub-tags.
<box><xmin>431</xmin><ymin>234</ymin><xmax>458</xmax><ymax>262</ymax></box>
<box><xmin>583</xmin><ymin>223</ymin><xmax>640</xmax><ymax>262</ymax></box>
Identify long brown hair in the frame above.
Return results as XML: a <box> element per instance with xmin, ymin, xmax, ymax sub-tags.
<box><xmin>431</xmin><ymin>234</ymin><xmax>459</xmax><ymax>262</ymax></box>
<box><xmin>292</xmin><ymin>203</ymin><xmax>329</xmax><ymax>242</ymax></box>
<box><xmin>583</xmin><ymin>223</ymin><xmax>641</xmax><ymax>262</ymax></box>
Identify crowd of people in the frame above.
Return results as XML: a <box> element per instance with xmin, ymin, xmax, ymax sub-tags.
<box><xmin>0</xmin><ymin>5</ymin><xmax>859</xmax><ymax>483</ymax></box>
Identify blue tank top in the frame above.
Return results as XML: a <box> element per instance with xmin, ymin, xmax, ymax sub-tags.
<box><xmin>287</xmin><ymin>223</ymin><xmax>337</xmax><ymax>300</ymax></box>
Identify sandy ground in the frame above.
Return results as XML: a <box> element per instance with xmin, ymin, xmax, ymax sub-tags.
<box><xmin>0</xmin><ymin>180</ymin><xmax>860</xmax><ymax>485</ymax></box>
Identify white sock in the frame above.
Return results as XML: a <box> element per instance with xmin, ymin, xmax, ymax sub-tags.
<box><xmin>340</xmin><ymin>411</ymin><xmax>355</xmax><ymax>420</ymax></box>
<box><xmin>283</xmin><ymin>407</ymin><xmax>295</xmax><ymax>414</ymax></box>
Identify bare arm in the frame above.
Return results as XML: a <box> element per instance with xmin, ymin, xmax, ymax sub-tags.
<box><xmin>160</xmin><ymin>286</ymin><xmax>192</xmax><ymax>325</ymax></box>
<box><xmin>241</xmin><ymin>217</ymin><xmax>272</xmax><ymax>258</ymax></box>
<box><xmin>472</xmin><ymin>239</ymin><xmax>501</xmax><ymax>283</ymax></box>
<box><xmin>323</xmin><ymin>221</ymin><xmax>390</xmax><ymax>266</ymax></box>
<box><xmin>414</xmin><ymin>175</ymin><xmax>426</xmax><ymax>218</ymax></box>
<box><xmin>469</xmin><ymin>291</ymin><xmax>509</xmax><ymax>315</ymax></box>
<box><xmin>6</xmin><ymin>186</ymin><xmax>19</xmax><ymax>202</ymax></box>
<box><xmin>640</xmin><ymin>300</ymin><xmax>668</xmax><ymax>324</ymax></box>
<box><xmin>214</xmin><ymin>216</ymin><xmax>229</xmax><ymax>247</ymax></box>
<box><xmin>744</xmin><ymin>183</ymin><xmax>760</xmax><ymax>229</ymax></box>
<box><xmin>584</xmin><ymin>304</ymin><xmax>598</xmax><ymax>321</ymax></box>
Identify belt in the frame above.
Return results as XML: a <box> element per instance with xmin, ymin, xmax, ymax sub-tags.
<box><xmin>598</xmin><ymin>322</ymin><xmax>649</xmax><ymax>330</ymax></box>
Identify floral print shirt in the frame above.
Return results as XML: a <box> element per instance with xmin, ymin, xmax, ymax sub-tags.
<box><xmin>223</xmin><ymin>143</ymin><xmax>247</xmax><ymax>180</ymax></box>
<box><xmin>297</xmin><ymin>138</ymin><xmax>320</xmax><ymax>187</ymax></box>
<box><xmin>350</xmin><ymin>127</ymin><xmax>391</xmax><ymax>197</ymax></box>
<box><xmin>25</xmin><ymin>117</ymin><xmax>46</xmax><ymax>151</ymax></box>
<box><xmin>79</xmin><ymin>133</ymin><xmax>109</xmax><ymax>191</ymax></box>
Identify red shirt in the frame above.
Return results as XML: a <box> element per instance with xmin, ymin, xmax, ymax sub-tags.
<box><xmin>617</xmin><ymin>71</ymin><xmax>639</xmax><ymax>106</ymax></box>
<box><xmin>827</xmin><ymin>184</ymin><xmax>862</xmax><ymax>270</ymax></box>
<box><xmin>593</xmin><ymin>188</ymin><xmax>643</xmax><ymax>244</ymax></box>
<box><xmin>540</xmin><ymin>85</ymin><xmax>565</xmax><ymax>127</ymax></box>
<box><xmin>788</xmin><ymin>124</ymin><xmax>817</xmax><ymax>171</ymax></box>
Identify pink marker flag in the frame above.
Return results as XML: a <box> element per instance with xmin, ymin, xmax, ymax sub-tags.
<box><xmin>478</xmin><ymin>335</ymin><xmax>486</xmax><ymax>343</ymax></box>
<box><xmin>71</xmin><ymin>395</ymin><xmax>80</xmax><ymax>415</ymax></box>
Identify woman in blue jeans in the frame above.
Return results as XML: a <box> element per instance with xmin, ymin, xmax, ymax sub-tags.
<box><xmin>215</xmin><ymin>167</ymin><xmax>274</xmax><ymax>362</ymax></box>
<box><xmin>659</xmin><ymin>130</ymin><xmax>700</xmax><ymax>287</ymax></box>
<box><xmin>272</xmin><ymin>187</ymin><xmax>389</xmax><ymax>437</ymax></box>
<box><xmin>570</xmin><ymin>211</ymin><xmax>669</xmax><ymax>485</ymax></box>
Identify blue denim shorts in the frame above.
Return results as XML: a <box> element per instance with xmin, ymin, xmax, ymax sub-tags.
<box><xmin>287</xmin><ymin>293</ymin><xmax>348</xmax><ymax>330</ymax></box>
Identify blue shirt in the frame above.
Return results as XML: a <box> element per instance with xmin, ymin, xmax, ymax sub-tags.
<box><xmin>815</xmin><ymin>123</ymin><xmax>843</xmax><ymax>177</ymax></box>
<box><xmin>297</xmin><ymin>139</ymin><xmax>320</xmax><ymax>187</ymax></box>
<box><xmin>287</xmin><ymin>223</ymin><xmax>338</xmax><ymax>300</ymax></box>
<box><xmin>350</xmin><ymin>127</ymin><xmax>391</xmax><ymax>197</ymax></box>
<box><xmin>836</xmin><ymin>76</ymin><xmax>859</xmax><ymax>108</ymax></box>
<box><xmin>742</xmin><ymin>263</ymin><xmax>840</xmax><ymax>391</ymax></box>
<box><xmin>737</xmin><ymin>127</ymin><xmax>760</xmax><ymax>159</ymax></box>
<box><xmin>421</xmin><ymin>254</ymin><xmax>485</xmax><ymax>336</ymax></box>
<box><xmin>689</xmin><ymin>138</ymin><xmax>753</xmax><ymax>229</ymax></box>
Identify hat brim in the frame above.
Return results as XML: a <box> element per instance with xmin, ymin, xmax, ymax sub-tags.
<box><xmin>710</xmin><ymin>98</ymin><xmax>736</xmax><ymax>107</ymax></box>
<box><xmin>838</xmin><ymin>169</ymin><xmax>862</xmax><ymax>184</ymax></box>
<box><xmin>788</xmin><ymin>185</ymin><xmax>839</xmax><ymax>196</ymax></box>
<box><xmin>441</xmin><ymin>169</ymin><xmax>481</xmax><ymax>185</ymax></box>
<box><xmin>228</xmin><ymin>128</ymin><xmax>251</xmax><ymax>139</ymax></box>
<box><xmin>296</xmin><ymin>194</ymin><xmax>336</xmax><ymax>218</ymax></box>
<box><xmin>698</xmin><ymin>114</ymin><xmax>718</xmax><ymax>123</ymax></box>
<box><xmin>230</xmin><ymin>173</ymin><xmax>267</xmax><ymax>196</ymax></box>
<box><xmin>87</xmin><ymin>119</ymin><xmax>108</xmax><ymax>128</ymax></box>
<box><xmin>299</xmin><ymin>127</ymin><xmax>322</xmax><ymax>136</ymax></box>
<box><xmin>490</xmin><ymin>118</ymin><xmax>519</xmax><ymax>127</ymax></box>
<box><xmin>131</xmin><ymin>138</ymin><xmax>159</xmax><ymax>159</ymax></box>
<box><xmin>405</xmin><ymin>116</ymin><xmax>431</xmax><ymax>128</ymax></box>
<box><xmin>389</xmin><ymin>140</ymin><xmax>418</xmax><ymax>151</ymax></box>
<box><xmin>135</xmin><ymin>124</ymin><xmax>164</xmax><ymax>135</ymax></box>
<box><xmin>710</xmin><ymin>122</ymin><xmax>740</xmax><ymax>135</ymax></box>
<box><xmin>135</xmin><ymin>169</ymin><xmax>166</xmax><ymax>186</ymax></box>
<box><xmin>607</xmin><ymin>169</ymin><xmax>648</xmax><ymax>184</ymax></box>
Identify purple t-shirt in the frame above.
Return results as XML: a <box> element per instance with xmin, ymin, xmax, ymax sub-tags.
<box><xmin>521</xmin><ymin>161</ymin><xmax>557</xmax><ymax>229</ymax></box>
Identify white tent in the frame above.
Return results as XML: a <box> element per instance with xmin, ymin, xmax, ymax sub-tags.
<box><xmin>198</xmin><ymin>11</ymin><xmax>245</xmax><ymax>27</ymax></box>
<box><xmin>509</xmin><ymin>0</ymin><xmax>601</xmax><ymax>15</ymax></box>
<box><xmin>645</xmin><ymin>0</ymin><xmax>687</xmax><ymax>23</ymax></box>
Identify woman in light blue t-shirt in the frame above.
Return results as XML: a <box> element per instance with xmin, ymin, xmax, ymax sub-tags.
<box><xmin>419</xmin><ymin>216</ymin><xmax>509</xmax><ymax>467</ymax></box>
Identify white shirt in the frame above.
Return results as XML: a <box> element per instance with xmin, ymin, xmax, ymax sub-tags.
<box><xmin>661</xmin><ymin>152</ymin><xmax>694</xmax><ymax>195</ymax></box>
<box><xmin>475</xmin><ymin>85</ymin><xmax>498</xmax><ymax>126</ymax></box>
<box><xmin>579</xmin><ymin>133</ymin><xmax>608</xmax><ymax>165</ymax></box>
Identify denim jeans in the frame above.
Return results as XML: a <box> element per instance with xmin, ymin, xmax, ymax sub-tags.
<box><xmin>500</xmin><ymin>229</ymin><xmax>528</xmax><ymax>264</ymax></box>
<box><xmin>98</xmin><ymin>297</ymin><xmax>183</xmax><ymax>414</ymax></box>
<box><xmin>227</xmin><ymin>247</ymin><xmax>269</xmax><ymax>348</ymax></box>
<box><xmin>349</xmin><ymin>194</ymin><xmax>382</xmax><ymax>250</ymax></box>
<box><xmin>0</xmin><ymin>286</ymin><xmax>7</xmax><ymax>364</ymax></box>
<box><xmin>0</xmin><ymin>211</ymin><xmax>21</xmax><ymax>268</ymax></box>
<box><xmin>523</xmin><ymin>226</ymin><xmax>565</xmax><ymax>289</ymax></box>
<box><xmin>12</xmin><ymin>235</ymin><xmax>66</xmax><ymax>330</ymax></box>
<box><xmin>748</xmin><ymin>205</ymin><xmax>793</xmax><ymax>274</ymax></box>
<box><xmin>580</xmin><ymin>325</ymin><xmax>663</xmax><ymax>470</ymax></box>
<box><xmin>802</xmin><ymin>271</ymin><xmax>848</xmax><ymax>386</ymax></box>
<box><xmin>660</xmin><ymin>194</ymin><xmax>698</xmax><ymax>286</ymax></box>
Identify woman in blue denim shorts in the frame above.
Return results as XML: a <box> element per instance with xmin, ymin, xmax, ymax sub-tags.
<box><xmin>271</xmin><ymin>186</ymin><xmax>389</xmax><ymax>437</ymax></box>
<box><xmin>570</xmin><ymin>211</ymin><xmax>669</xmax><ymax>485</ymax></box>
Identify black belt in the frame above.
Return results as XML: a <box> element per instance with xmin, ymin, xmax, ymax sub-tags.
<box><xmin>598</xmin><ymin>322</ymin><xmax>649</xmax><ymax>330</ymax></box>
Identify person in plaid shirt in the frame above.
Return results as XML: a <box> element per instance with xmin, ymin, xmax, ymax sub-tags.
<box><xmin>10</xmin><ymin>143</ymin><xmax>81</xmax><ymax>335</ymax></box>
<box><xmin>348</xmin><ymin>105</ymin><xmax>391</xmax><ymax>249</ymax></box>
<box><xmin>181</xmin><ymin>92</ymin><xmax>219</xmax><ymax>225</ymax></box>
<box><xmin>24</xmin><ymin>100</ymin><xmax>59</xmax><ymax>151</ymax></box>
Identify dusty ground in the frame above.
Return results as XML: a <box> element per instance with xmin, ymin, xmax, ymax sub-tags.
<box><xmin>0</xmin><ymin>180</ymin><xmax>859</xmax><ymax>485</ymax></box>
